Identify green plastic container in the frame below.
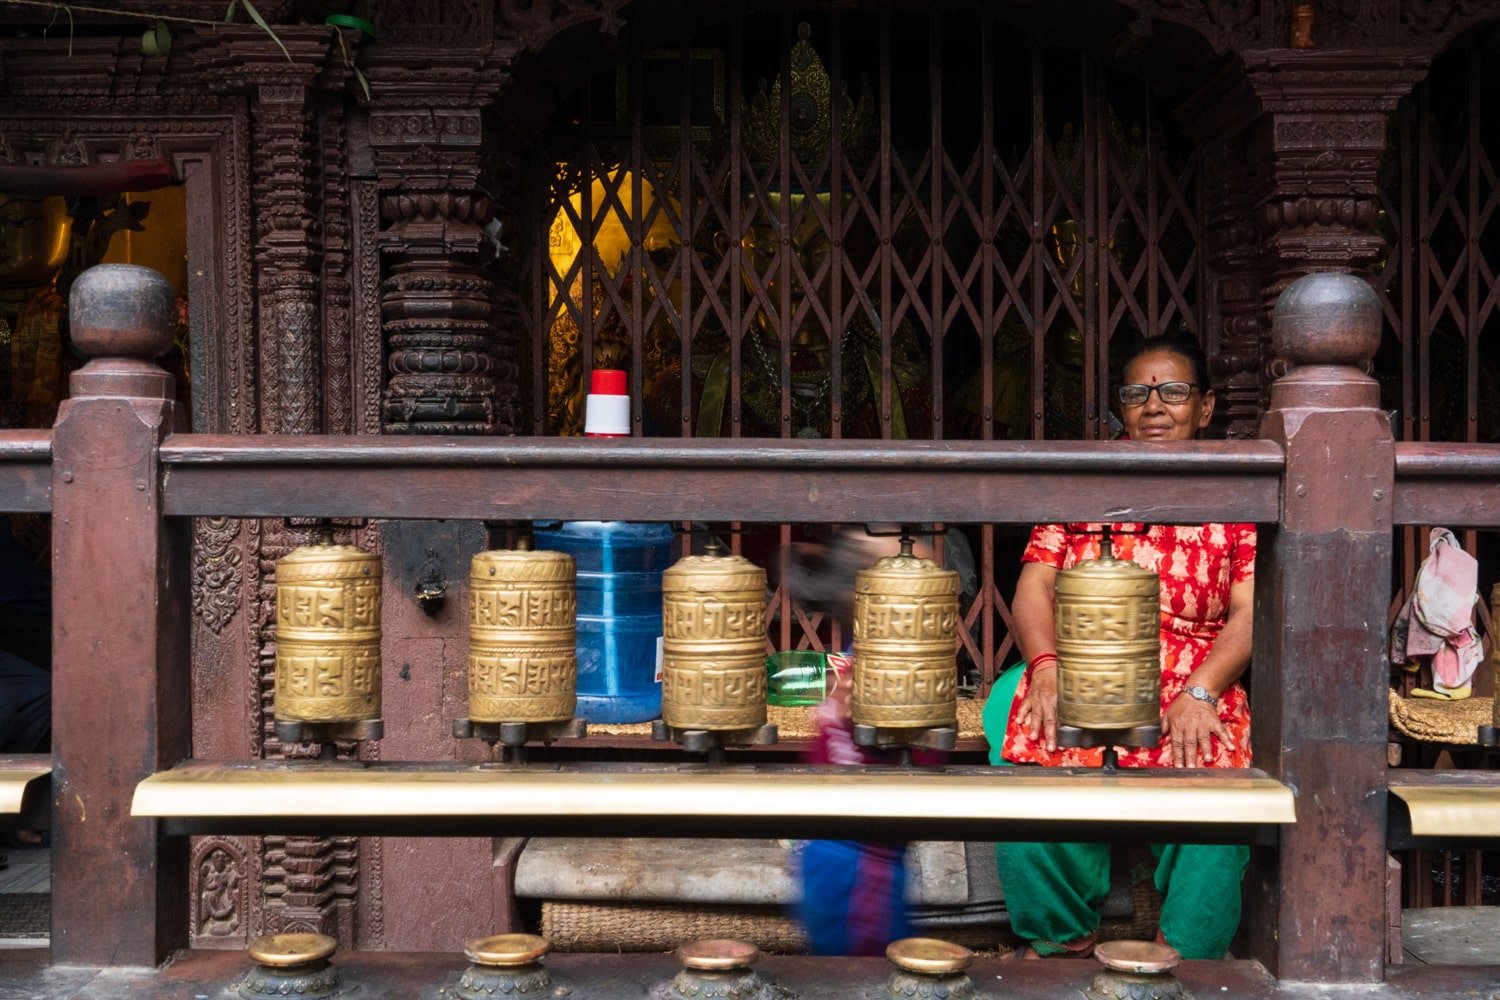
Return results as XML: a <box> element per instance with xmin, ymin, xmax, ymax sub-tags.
<box><xmin>766</xmin><ymin>650</ymin><xmax>829</xmax><ymax>707</ymax></box>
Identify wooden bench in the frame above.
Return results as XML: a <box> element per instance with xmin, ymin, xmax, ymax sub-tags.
<box><xmin>1388</xmin><ymin>770</ymin><xmax>1500</xmax><ymax>848</ymax></box>
<box><xmin>133</xmin><ymin>760</ymin><xmax>1295</xmax><ymax>844</ymax></box>
<box><xmin>0</xmin><ymin>754</ymin><xmax>51</xmax><ymax>831</ymax></box>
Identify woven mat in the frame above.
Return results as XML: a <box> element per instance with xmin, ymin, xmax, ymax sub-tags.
<box><xmin>0</xmin><ymin>892</ymin><xmax>48</xmax><ymax>937</ymax></box>
<box><xmin>541</xmin><ymin>891</ymin><xmax>1155</xmax><ymax>955</ymax></box>
<box><xmin>543</xmin><ymin>901</ymin><xmax>806</xmax><ymax>953</ymax></box>
<box><xmin>1389</xmin><ymin>689</ymin><xmax>1493</xmax><ymax>745</ymax></box>
<box><xmin>587</xmin><ymin>698</ymin><xmax>988</xmax><ymax>741</ymax></box>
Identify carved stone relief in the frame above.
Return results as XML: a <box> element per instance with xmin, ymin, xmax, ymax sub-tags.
<box><xmin>192</xmin><ymin>517</ymin><xmax>244</xmax><ymax>634</ymax></box>
<box><xmin>373</xmin><ymin>0</ymin><xmax>490</xmax><ymax>45</ymax></box>
<box><xmin>190</xmin><ymin>838</ymin><xmax>250</xmax><ymax>945</ymax></box>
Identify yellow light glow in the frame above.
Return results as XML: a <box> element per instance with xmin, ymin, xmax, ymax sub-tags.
<box><xmin>548</xmin><ymin>169</ymin><xmax>680</xmax><ymax>287</ymax></box>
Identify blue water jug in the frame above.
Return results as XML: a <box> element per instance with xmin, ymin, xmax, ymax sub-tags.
<box><xmin>535</xmin><ymin>521</ymin><xmax>675</xmax><ymax>723</ymax></box>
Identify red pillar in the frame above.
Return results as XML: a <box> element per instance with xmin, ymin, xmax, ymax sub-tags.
<box><xmin>1248</xmin><ymin>272</ymin><xmax>1393</xmax><ymax>982</ymax></box>
<box><xmin>50</xmin><ymin>264</ymin><xmax>189</xmax><ymax>965</ymax></box>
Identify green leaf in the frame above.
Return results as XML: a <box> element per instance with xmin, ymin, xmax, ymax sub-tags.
<box><xmin>224</xmin><ymin>0</ymin><xmax>238</xmax><ymax>22</ymax></box>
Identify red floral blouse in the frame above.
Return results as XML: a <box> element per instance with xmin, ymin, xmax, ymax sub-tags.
<box><xmin>1002</xmin><ymin>522</ymin><xmax>1256</xmax><ymax>769</ymax></box>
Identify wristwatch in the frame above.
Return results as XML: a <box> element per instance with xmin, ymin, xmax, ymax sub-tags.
<box><xmin>1185</xmin><ymin>685</ymin><xmax>1217</xmax><ymax>706</ymax></box>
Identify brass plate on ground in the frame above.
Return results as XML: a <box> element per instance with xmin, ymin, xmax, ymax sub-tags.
<box><xmin>1094</xmin><ymin>939</ymin><xmax>1180</xmax><ymax>973</ymax></box>
<box><xmin>676</xmin><ymin>938</ymin><xmax>760</xmax><ymax>970</ymax></box>
<box><xmin>247</xmin><ymin>932</ymin><xmax>336</xmax><ymax>967</ymax></box>
<box><xmin>0</xmin><ymin>763</ymin><xmax>49</xmax><ymax>815</ymax></box>
<box><xmin>465</xmin><ymin>933</ymin><xmax>550</xmax><ymax>967</ymax></box>
<box><xmin>1390</xmin><ymin>785</ymin><xmax>1500</xmax><ymax>837</ymax></box>
<box><xmin>886</xmin><ymin>937</ymin><xmax>972</xmax><ymax>974</ymax></box>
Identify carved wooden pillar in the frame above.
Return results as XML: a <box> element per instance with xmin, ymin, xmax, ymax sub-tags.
<box><xmin>1205</xmin><ymin>139</ymin><xmax>1267</xmax><ymax>439</ymax></box>
<box><xmin>224</xmin><ymin>28</ymin><xmax>363</xmax><ymax>942</ymax></box>
<box><xmin>51</xmin><ymin>266</ymin><xmax>190</xmax><ymax>966</ymax></box>
<box><xmin>1183</xmin><ymin>52</ymin><xmax>1426</xmax><ymax>433</ymax></box>
<box><xmin>250</xmin><ymin>76</ymin><xmax>324</xmax><ymax>435</ymax></box>
<box><xmin>1182</xmin><ymin>68</ymin><xmax>1268</xmax><ymax>439</ymax></box>
<box><xmin>322</xmin><ymin>90</ymin><xmax>356</xmax><ymax>436</ymax></box>
<box><xmin>367</xmin><ymin>94</ymin><xmax>503</xmax><ymax>434</ymax></box>
<box><xmin>1244</xmin><ymin>52</ymin><xmax>1428</xmax><ymax>359</ymax></box>
<box><xmin>1251</xmin><ymin>273</ymin><xmax>1393</xmax><ymax>983</ymax></box>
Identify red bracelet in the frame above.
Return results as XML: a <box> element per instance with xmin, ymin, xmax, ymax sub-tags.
<box><xmin>1029</xmin><ymin>653</ymin><xmax>1058</xmax><ymax>674</ymax></box>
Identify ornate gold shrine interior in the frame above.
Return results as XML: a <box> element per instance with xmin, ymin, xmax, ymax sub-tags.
<box><xmin>0</xmin><ymin>184</ymin><xmax>191</xmax><ymax>431</ymax></box>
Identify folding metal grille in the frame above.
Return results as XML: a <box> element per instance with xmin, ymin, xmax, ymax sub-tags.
<box><xmin>1374</xmin><ymin>41</ymin><xmax>1500</xmax><ymax>909</ymax></box>
<box><xmin>1377</xmin><ymin>43</ymin><xmax>1500</xmax><ymax>625</ymax></box>
<box><xmin>517</xmin><ymin>10</ymin><xmax>1202</xmax><ymax>685</ymax></box>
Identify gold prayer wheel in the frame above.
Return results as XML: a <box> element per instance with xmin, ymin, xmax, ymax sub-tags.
<box><xmin>661</xmin><ymin>548</ymin><xmax>767</xmax><ymax>731</ymax></box>
<box><xmin>1054</xmin><ymin>536</ymin><xmax>1160</xmax><ymax>731</ymax></box>
<box><xmin>852</xmin><ymin>540</ymin><xmax>960</xmax><ymax>729</ymax></box>
<box><xmin>469</xmin><ymin>544</ymin><xmax>578</xmax><ymax>724</ymax></box>
<box><xmin>274</xmin><ymin>538</ymin><xmax>383</xmax><ymax>724</ymax></box>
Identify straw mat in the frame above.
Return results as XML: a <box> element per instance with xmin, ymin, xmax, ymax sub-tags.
<box><xmin>1388</xmin><ymin>688</ymin><xmax>1493</xmax><ymax>746</ymax></box>
<box><xmin>542</xmin><ymin>900</ymin><xmax>806</xmax><ymax>953</ymax></box>
<box><xmin>540</xmin><ymin>889</ymin><xmax>1155</xmax><ymax>955</ymax></box>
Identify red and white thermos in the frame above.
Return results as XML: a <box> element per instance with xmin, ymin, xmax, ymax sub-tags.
<box><xmin>583</xmin><ymin>369</ymin><xmax>630</xmax><ymax>438</ymax></box>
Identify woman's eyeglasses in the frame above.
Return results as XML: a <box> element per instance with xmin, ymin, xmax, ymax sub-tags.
<box><xmin>1117</xmin><ymin>381</ymin><xmax>1199</xmax><ymax>407</ymax></box>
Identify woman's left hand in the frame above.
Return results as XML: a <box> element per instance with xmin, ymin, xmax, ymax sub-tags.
<box><xmin>1161</xmin><ymin>694</ymin><xmax>1234</xmax><ymax>767</ymax></box>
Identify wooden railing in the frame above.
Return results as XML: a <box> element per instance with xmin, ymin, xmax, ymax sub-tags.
<box><xmin>12</xmin><ymin>264</ymin><xmax>1494</xmax><ymax>989</ymax></box>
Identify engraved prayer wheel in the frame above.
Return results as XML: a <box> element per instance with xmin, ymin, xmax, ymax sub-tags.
<box><xmin>274</xmin><ymin>538</ymin><xmax>382</xmax><ymax>724</ymax></box>
<box><xmin>469</xmin><ymin>544</ymin><xmax>578</xmax><ymax>724</ymax></box>
<box><xmin>661</xmin><ymin>548</ymin><xmax>767</xmax><ymax>731</ymax></box>
<box><xmin>1054</xmin><ymin>535</ymin><xmax>1160</xmax><ymax>731</ymax></box>
<box><xmin>852</xmin><ymin>539</ymin><xmax>960</xmax><ymax>729</ymax></box>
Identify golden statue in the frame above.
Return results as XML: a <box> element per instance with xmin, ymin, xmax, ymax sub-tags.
<box><xmin>0</xmin><ymin>195</ymin><xmax>70</xmax><ymax>428</ymax></box>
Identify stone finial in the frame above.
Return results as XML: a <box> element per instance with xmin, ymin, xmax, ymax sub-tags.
<box><xmin>1271</xmin><ymin>271</ymin><xmax>1382</xmax><ymax>369</ymax></box>
<box><xmin>68</xmin><ymin>263</ymin><xmax>175</xmax><ymax>361</ymax></box>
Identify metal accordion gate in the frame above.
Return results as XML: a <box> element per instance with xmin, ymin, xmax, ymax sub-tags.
<box><xmin>517</xmin><ymin>8</ymin><xmax>1204</xmax><ymax>688</ymax></box>
<box><xmin>1375</xmin><ymin>37</ymin><xmax>1500</xmax><ymax>910</ymax></box>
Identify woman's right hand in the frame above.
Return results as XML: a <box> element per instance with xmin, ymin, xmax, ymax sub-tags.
<box><xmin>1015</xmin><ymin>668</ymin><xmax>1059</xmax><ymax>752</ymax></box>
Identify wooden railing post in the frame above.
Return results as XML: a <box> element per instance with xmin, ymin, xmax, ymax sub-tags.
<box><xmin>1247</xmin><ymin>272</ymin><xmax>1392</xmax><ymax>982</ymax></box>
<box><xmin>50</xmin><ymin>264</ymin><xmax>189</xmax><ymax>965</ymax></box>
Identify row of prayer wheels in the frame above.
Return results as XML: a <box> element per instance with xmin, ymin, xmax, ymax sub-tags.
<box><xmin>273</xmin><ymin>527</ymin><xmax>1161</xmax><ymax>738</ymax></box>
<box><xmin>272</xmin><ymin>531</ymin><xmax>967</xmax><ymax>736</ymax></box>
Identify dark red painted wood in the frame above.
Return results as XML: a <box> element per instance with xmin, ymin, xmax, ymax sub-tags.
<box><xmin>1246</xmin><ymin>277</ymin><xmax>1393</xmax><ymax>983</ymax></box>
<box><xmin>157</xmin><ymin>436</ymin><xmax>1283</xmax><ymax>523</ymax></box>
<box><xmin>0</xmin><ymin>431</ymin><xmax>54</xmax><ymax>513</ymax></box>
<box><xmin>50</xmin><ymin>300</ymin><xmax>191</xmax><ymax>964</ymax></box>
<box><xmin>1394</xmin><ymin>443</ymin><xmax>1500</xmax><ymax>525</ymax></box>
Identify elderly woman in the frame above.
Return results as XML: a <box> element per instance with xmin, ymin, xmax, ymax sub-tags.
<box><xmin>986</xmin><ymin>332</ymin><xmax>1255</xmax><ymax>960</ymax></box>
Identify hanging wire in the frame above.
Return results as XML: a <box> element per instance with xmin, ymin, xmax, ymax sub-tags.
<box><xmin>0</xmin><ymin>0</ymin><xmax>221</xmax><ymax>26</ymax></box>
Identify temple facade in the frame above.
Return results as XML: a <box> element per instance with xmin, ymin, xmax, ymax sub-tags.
<box><xmin>1</xmin><ymin>0</ymin><xmax>1498</xmax><ymax>976</ymax></box>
